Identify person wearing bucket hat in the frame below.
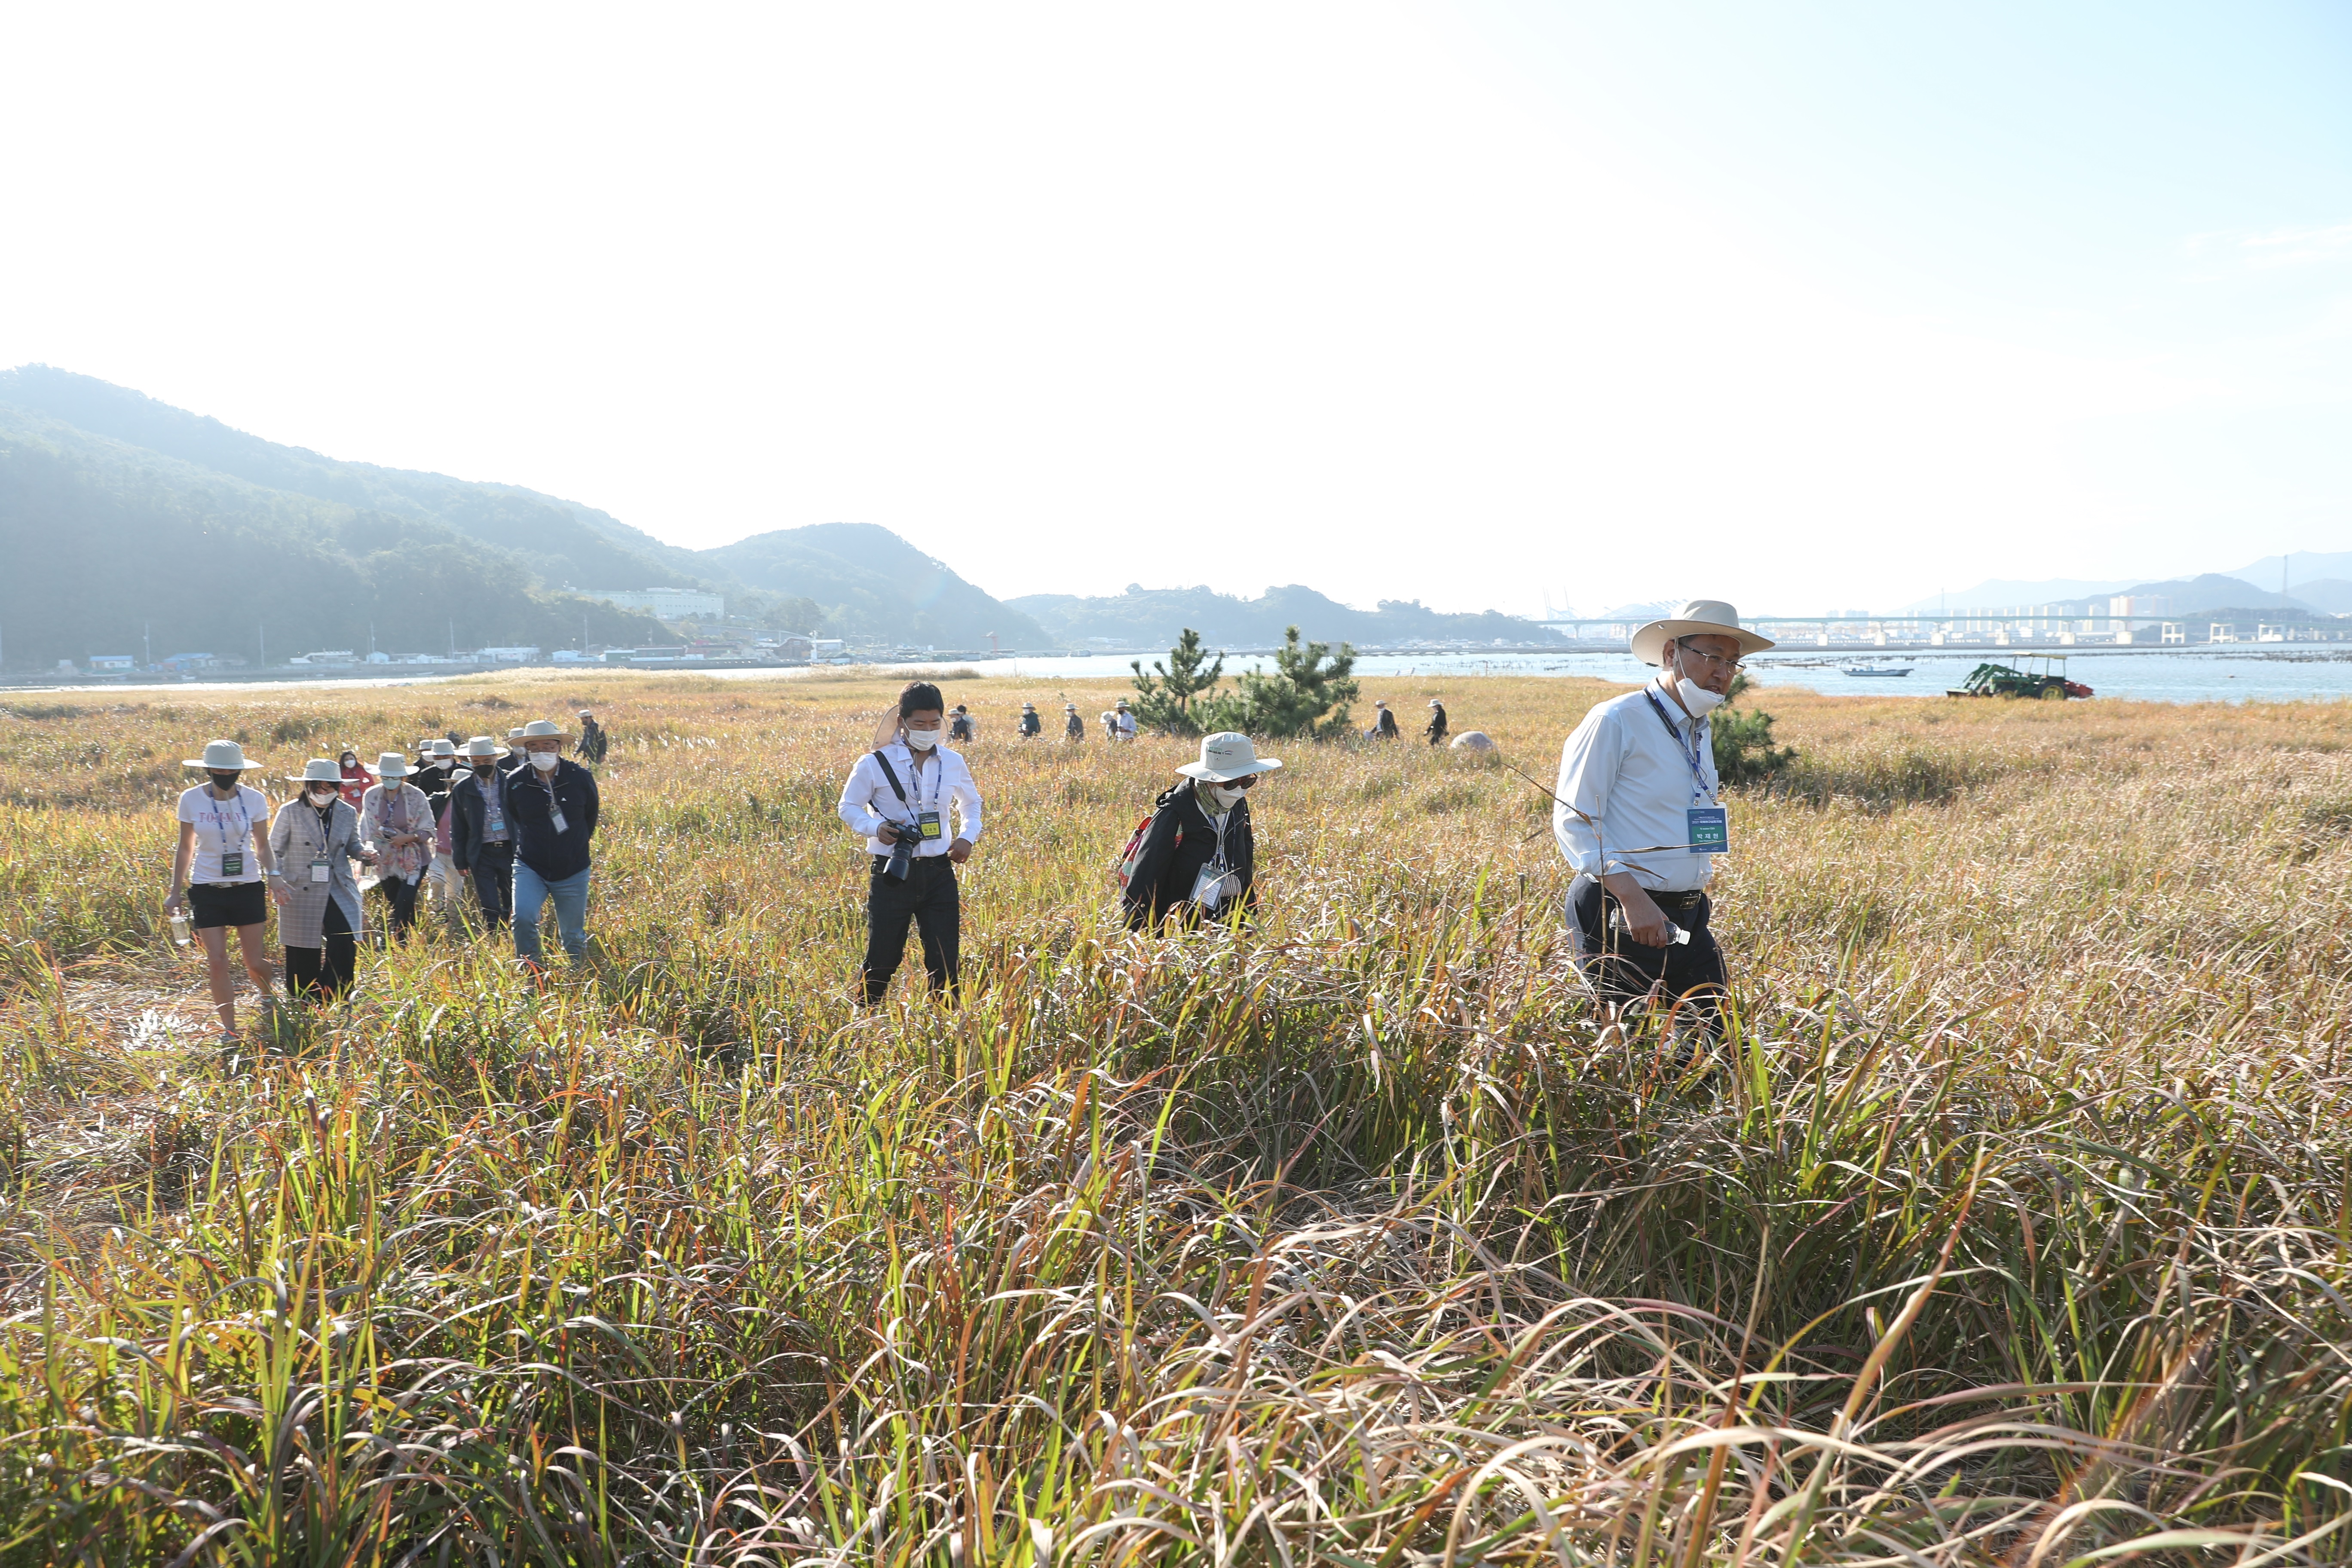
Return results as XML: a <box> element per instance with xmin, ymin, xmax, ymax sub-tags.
<box><xmin>574</xmin><ymin>709</ymin><xmax>609</xmax><ymax>767</ymax></box>
<box><xmin>837</xmin><ymin>681</ymin><xmax>985</xmax><ymax>1004</ymax></box>
<box><xmin>413</xmin><ymin>739</ymin><xmax>459</xmax><ymax>913</ymax></box>
<box><xmin>1118</xmin><ymin>732</ymin><xmax>1279</xmax><ymax>930</ymax></box>
<box><xmin>361</xmin><ymin>752</ymin><xmax>436</xmax><ymax>939</ymax></box>
<box><xmin>1017</xmin><ymin>701</ymin><xmax>1041</xmax><ymax>739</ymax></box>
<box><xmin>447</xmin><ymin>735</ymin><xmax>518</xmax><ymax>931</ymax></box>
<box><xmin>1553</xmin><ymin>598</ymin><xmax>1774</xmax><ymax>1036</ymax></box>
<box><xmin>1063</xmin><ymin>702</ymin><xmax>1084</xmax><ymax>742</ymax></box>
<box><xmin>167</xmin><ymin>739</ymin><xmax>282</xmax><ymax>1041</ymax></box>
<box><xmin>1369</xmin><ymin>701</ymin><xmax>1400</xmax><ymax>741</ymax></box>
<box><xmin>1112</xmin><ymin>698</ymin><xmax>1137</xmax><ymax>742</ymax></box>
<box><xmin>505</xmin><ymin>718</ymin><xmax>601</xmax><ymax>971</ymax></box>
<box><xmin>1425</xmin><ymin>698</ymin><xmax>1449</xmax><ymax>746</ymax></box>
<box><xmin>269</xmin><ymin>759</ymin><xmax>375</xmax><ymax>1003</ymax></box>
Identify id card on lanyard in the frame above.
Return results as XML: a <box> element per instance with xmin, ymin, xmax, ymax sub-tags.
<box><xmin>210</xmin><ymin>793</ymin><xmax>249</xmax><ymax>878</ymax></box>
<box><xmin>1643</xmin><ymin>690</ymin><xmax>1728</xmax><ymax>855</ymax></box>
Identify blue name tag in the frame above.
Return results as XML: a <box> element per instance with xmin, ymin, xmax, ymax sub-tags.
<box><xmin>1687</xmin><ymin>805</ymin><xmax>1728</xmax><ymax>853</ymax></box>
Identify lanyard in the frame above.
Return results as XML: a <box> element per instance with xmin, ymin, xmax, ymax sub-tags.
<box><xmin>900</xmin><ymin>749</ymin><xmax>943</xmax><ymax>816</ymax></box>
<box><xmin>203</xmin><ymin>788</ymin><xmax>251</xmax><ymax>858</ymax></box>
<box><xmin>1642</xmin><ymin>688</ymin><xmax>1713</xmax><ymax>803</ymax></box>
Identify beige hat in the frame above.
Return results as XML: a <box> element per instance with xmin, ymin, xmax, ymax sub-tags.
<box><xmin>184</xmin><ymin>738</ymin><xmax>265</xmax><ymax>772</ymax></box>
<box><xmin>429</xmin><ymin>739</ymin><xmax>457</xmax><ymax>758</ymax></box>
<box><xmin>1629</xmin><ymin>599</ymin><xmax>1775</xmax><ymax>667</ymax></box>
<box><xmin>1176</xmin><ymin>731</ymin><xmax>1282</xmax><ymax>783</ymax></box>
<box><xmin>288</xmin><ymin>758</ymin><xmax>343</xmax><ymax>785</ymax></box>
<box><xmin>516</xmin><ymin>718</ymin><xmax>569</xmax><ymax>741</ymax></box>
<box><xmin>460</xmin><ymin>735</ymin><xmax>503</xmax><ymax>759</ymax></box>
<box><xmin>374</xmin><ymin>751</ymin><xmax>412</xmax><ymax>778</ymax></box>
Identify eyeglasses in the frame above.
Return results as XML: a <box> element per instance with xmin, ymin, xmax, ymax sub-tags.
<box><xmin>1675</xmin><ymin>644</ymin><xmax>1745</xmax><ymax>674</ymax></box>
<box><xmin>1221</xmin><ymin>775</ymin><xmax>1259</xmax><ymax>790</ymax></box>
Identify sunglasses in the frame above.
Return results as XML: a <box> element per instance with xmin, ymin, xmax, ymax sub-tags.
<box><xmin>1218</xmin><ymin>775</ymin><xmax>1259</xmax><ymax>790</ymax></box>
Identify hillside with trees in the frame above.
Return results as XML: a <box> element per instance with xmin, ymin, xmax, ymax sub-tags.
<box><xmin>1008</xmin><ymin>582</ymin><xmax>1566</xmax><ymax>649</ymax></box>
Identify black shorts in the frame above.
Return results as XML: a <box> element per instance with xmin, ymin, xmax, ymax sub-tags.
<box><xmin>189</xmin><ymin>880</ymin><xmax>269</xmax><ymax>930</ymax></box>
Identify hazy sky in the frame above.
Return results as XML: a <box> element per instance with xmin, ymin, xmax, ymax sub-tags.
<box><xmin>4</xmin><ymin>3</ymin><xmax>2348</xmax><ymax>616</ymax></box>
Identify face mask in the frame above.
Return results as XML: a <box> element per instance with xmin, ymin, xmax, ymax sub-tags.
<box><xmin>308</xmin><ymin>786</ymin><xmax>338</xmax><ymax>803</ymax></box>
<box><xmin>473</xmin><ymin>763</ymin><xmax>495</xmax><ymax>777</ymax></box>
<box><xmin>436</xmin><ymin>758</ymin><xmax>453</xmax><ymax>770</ymax></box>
<box><xmin>1674</xmin><ymin>674</ymin><xmax>1725</xmax><ymax>717</ymax></box>
<box><xmin>529</xmin><ymin>751</ymin><xmax>559</xmax><ymax>771</ymax></box>
<box><xmin>903</xmin><ymin>727</ymin><xmax>939</xmax><ymax>752</ymax></box>
<box><xmin>208</xmin><ymin>771</ymin><xmax>242</xmax><ymax>792</ymax></box>
<box><xmin>1210</xmin><ymin>784</ymin><xmax>1249</xmax><ymax>808</ymax></box>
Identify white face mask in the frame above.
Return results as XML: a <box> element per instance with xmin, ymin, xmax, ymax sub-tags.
<box><xmin>307</xmin><ymin>785</ymin><xmax>337</xmax><ymax>803</ymax></box>
<box><xmin>903</xmin><ymin>726</ymin><xmax>939</xmax><ymax>751</ymax></box>
<box><xmin>1210</xmin><ymin>783</ymin><xmax>1249</xmax><ymax>808</ymax></box>
<box><xmin>529</xmin><ymin>751</ymin><xmax>559</xmax><ymax>771</ymax></box>
<box><xmin>1673</xmin><ymin>674</ymin><xmax>1725</xmax><ymax>717</ymax></box>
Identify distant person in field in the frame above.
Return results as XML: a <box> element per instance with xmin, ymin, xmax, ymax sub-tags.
<box><xmin>1425</xmin><ymin>699</ymin><xmax>1449</xmax><ymax>746</ymax></box>
<box><xmin>836</xmin><ymin>680</ymin><xmax>984</xmax><ymax>1005</ymax></box>
<box><xmin>1369</xmin><ymin>700</ymin><xmax>1399</xmax><ymax>740</ymax></box>
<box><xmin>507</xmin><ymin>718</ymin><xmax>601</xmax><ymax>973</ymax></box>
<box><xmin>1064</xmin><ymin>703</ymin><xmax>1084</xmax><ymax>741</ymax></box>
<box><xmin>360</xmin><ymin>751</ymin><xmax>435</xmax><ymax>939</ymax></box>
<box><xmin>413</xmin><ymin>739</ymin><xmax>458</xmax><ymax>912</ymax></box>
<box><xmin>1553</xmin><ymin>599</ymin><xmax>1771</xmax><ymax>1038</ymax></box>
<box><xmin>575</xmin><ymin>710</ymin><xmax>609</xmax><ymax>767</ymax></box>
<box><xmin>448</xmin><ymin>735</ymin><xmax>517</xmax><ymax>931</ymax></box>
<box><xmin>1120</xmin><ymin>732</ymin><xmax>1277</xmax><ymax>930</ymax></box>
<box><xmin>949</xmin><ymin>703</ymin><xmax>976</xmax><ymax>742</ymax></box>
<box><xmin>272</xmin><ymin>759</ymin><xmax>375</xmax><ymax>1004</ymax></box>
<box><xmin>335</xmin><ymin>747</ymin><xmax>373</xmax><ymax>809</ymax></box>
<box><xmin>1113</xmin><ymin>698</ymin><xmax>1138</xmax><ymax>741</ymax></box>
<box><xmin>1018</xmin><ymin>701</ymin><xmax>1041</xmax><ymax>738</ymax></box>
<box><xmin>166</xmin><ymin>740</ymin><xmax>280</xmax><ymax>1042</ymax></box>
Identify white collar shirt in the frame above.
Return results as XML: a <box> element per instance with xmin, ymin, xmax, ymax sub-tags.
<box><xmin>836</xmin><ymin>743</ymin><xmax>984</xmax><ymax>856</ymax></box>
<box><xmin>1551</xmin><ymin>678</ymin><xmax>1720</xmax><ymax>893</ymax></box>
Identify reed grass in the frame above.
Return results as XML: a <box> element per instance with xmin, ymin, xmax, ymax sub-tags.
<box><xmin>0</xmin><ymin>671</ymin><xmax>2346</xmax><ymax>1565</ymax></box>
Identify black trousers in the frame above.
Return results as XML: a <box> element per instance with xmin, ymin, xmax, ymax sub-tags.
<box><xmin>861</xmin><ymin>855</ymin><xmax>960</xmax><ymax>1004</ymax></box>
<box><xmin>379</xmin><ymin>874</ymin><xmax>422</xmax><ymax>937</ymax></box>
<box><xmin>469</xmin><ymin>843</ymin><xmax>515</xmax><ymax>929</ymax></box>
<box><xmin>286</xmin><ymin>896</ymin><xmax>357</xmax><ymax>1003</ymax></box>
<box><xmin>1571</xmin><ymin>881</ymin><xmax>1727</xmax><ymax>1033</ymax></box>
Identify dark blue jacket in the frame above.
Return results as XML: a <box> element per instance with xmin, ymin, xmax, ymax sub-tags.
<box><xmin>503</xmin><ymin>757</ymin><xmax>600</xmax><ymax>880</ymax></box>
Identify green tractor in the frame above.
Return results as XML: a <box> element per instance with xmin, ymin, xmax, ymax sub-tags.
<box><xmin>1946</xmin><ymin>654</ymin><xmax>2092</xmax><ymax>700</ymax></box>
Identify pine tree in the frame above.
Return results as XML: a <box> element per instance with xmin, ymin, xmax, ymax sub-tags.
<box><xmin>1128</xmin><ymin>628</ymin><xmax>1227</xmax><ymax>736</ymax></box>
<box><xmin>1199</xmin><ymin>625</ymin><xmax>1359</xmax><ymax>740</ymax></box>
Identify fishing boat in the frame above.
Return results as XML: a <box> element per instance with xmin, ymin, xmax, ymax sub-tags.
<box><xmin>1841</xmin><ymin>665</ymin><xmax>1914</xmax><ymax>677</ymax></box>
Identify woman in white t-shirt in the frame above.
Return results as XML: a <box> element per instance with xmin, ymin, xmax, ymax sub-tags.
<box><xmin>165</xmin><ymin>739</ymin><xmax>282</xmax><ymax>1042</ymax></box>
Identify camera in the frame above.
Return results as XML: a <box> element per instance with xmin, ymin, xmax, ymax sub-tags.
<box><xmin>884</xmin><ymin>822</ymin><xmax>916</xmax><ymax>880</ymax></box>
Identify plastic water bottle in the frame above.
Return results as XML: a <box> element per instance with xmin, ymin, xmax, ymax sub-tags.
<box><xmin>168</xmin><ymin>910</ymin><xmax>192</xmax><ymax>948</ymax></box>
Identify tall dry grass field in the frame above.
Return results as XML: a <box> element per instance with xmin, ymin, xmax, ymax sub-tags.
<box><xmin>0</xmin><ymin>670</ymin><xmax>2347</xmax><ymax>1565</ymax></box>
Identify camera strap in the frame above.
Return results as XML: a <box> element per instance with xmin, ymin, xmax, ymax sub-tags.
<box><xmin>871</xmin><ymin>749</ymin><xmax>938</xmax><ymax>832</ymax></box>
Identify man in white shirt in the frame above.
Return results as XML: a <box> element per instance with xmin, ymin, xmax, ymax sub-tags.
<box><xmin>836</xmin><ymin>681</ymin><xmax>985</xmax><ymax>1004</ymax></box>
<box><xmin>1113</xmin><ymin>698</ymin><xmax>1138</xmax><ymax>741</ymax></box>
<box><xmin>1553</xmin><ymin>599</ymin><xmax>1773</xmax><ymax>1034</ymax></box>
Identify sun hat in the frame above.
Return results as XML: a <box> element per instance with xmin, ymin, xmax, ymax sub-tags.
<box><xmin>516</xmin><ymin>717</ymin><xmax>569</xmax><ymax>741</ymax></box>
<box><xmin>1115</xmin><ymin>698</ymin><xmax>1130</xmax><ymax>708</ymax></box>
<box><xmin>1374</xmin><ymin>700</ymin><xmax>1388</xmax><ymax>708</ymax></box>
<box><xmin>1177</xmin><ymin>731</ymin><xmax>1282</xmax><ymax>783</ymax></box>
<box><xmin>506</xmin><ymin>727</ymin><xmax>525</xmax><ymax>739</ymax></box>
<box><xmin>1629</xmin><ymin>599</ymin><xmax>1776</xmax><ymax>667</ymax></box>
<box><xmin>374</xmin><ymin>751</ymin><xmax>412</xmax><ymax>778</ymax></box>
<box><xmin>429</xmin><ymin>739</ymin><xmax>457</xmax><ymax>759</ymax></box>
<box><xmin>460</xmin><ymin>735</ymin><xmax>502</xmax><ymax>759</ymax></box>
<box><xmin>288</xmin><ymin>758</ymin><xmax>344</xmax><ymax>784</ymax></box>
<box><xmin>1427</xmin><ymin>699</ymin><xmax>1442</xmax><ymax>707</ymax></box>
<box><xmin>1063</xmin><ymin>702</ymin><xmax>1076</xmax><ymax>710</ymax></box>
<box><xmin>1021</xmin><ymin>701</ymin><xmax>1036</xmax><ymax>710</ymax></box>
<box><xmin>577</xmin><ymin>709</ymin><xmax>593</xmax><ymax>718</ymax></box>
<box><xmin>184</xmin><ymin>738</ymin><xmax>265</xmax><ymax>771</ymax></box>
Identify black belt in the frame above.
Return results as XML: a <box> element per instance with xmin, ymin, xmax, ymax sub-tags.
<box><xmin>1619</xmin><ymin>886</ymin><xmax>1706</xmax><ymax>909</ymax></box>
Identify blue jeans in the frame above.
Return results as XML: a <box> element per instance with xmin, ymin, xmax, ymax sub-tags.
<box><xmin>511</xmin><ymin>862</ymin><xmax>591</xmax><ymax>963</ymax></box>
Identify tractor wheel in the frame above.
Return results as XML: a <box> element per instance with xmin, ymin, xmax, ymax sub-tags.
<box><xmin>2041</xmin><ymin>683</ymin><xmax>2066</xmax><ymax>701</ymax></box>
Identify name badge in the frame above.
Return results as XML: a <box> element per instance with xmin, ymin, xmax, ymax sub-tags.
<box><xmin>1687</xmin><ymin>805</ymin><xmax>1728</xmax><ymax>854</ymax></box>
<box><xmin>220</xmin><ymin>851</ymin><xmax>245</xmax><ymax>878</ymax></box>
<box><xmin>550</xmin><ymin>808</ymin><xmax>570</xmax><ymax>835</ymax></box>
<box><xmin>486</xmin><ymin>803</ymin><xmax>505</xmax><ymax>832</ymax></box>
<box><xmin>916</xmin><ymin>810</ymin><xmax>943</xmax><ymax>840</ymax></box>
<box><xmin>310</xmin><ymin>858</ymin><xmax>332</xmax><ymax>884</ymax></box>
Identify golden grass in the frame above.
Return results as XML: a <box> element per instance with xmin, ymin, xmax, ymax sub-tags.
<box><xmin>0</xmin><ymin>670</ymin><xmax>2347</xmax><ymax>1565</ymax></box>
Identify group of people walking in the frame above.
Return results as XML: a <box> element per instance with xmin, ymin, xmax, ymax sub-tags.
<box><xmin>164</xmin><ymin>597</ymin><xmax>1763</xmax><ymax>1044</ymax></box>
<box><xmin>166</xmin><ymin>712</ymin><xmax>607</xmax><ymax>1040</ymax></box>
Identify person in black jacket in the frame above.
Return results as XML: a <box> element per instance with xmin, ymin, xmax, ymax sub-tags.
<box><xmin>1425</xmin><ymin>699</ymin><xmax>1449</xmax><ymax>746</ymax></box>
<box><xmin>1121</xmin><ymin>731</ymin><xmax>1280</xmax><ymax>930</ymax></box>
<box><xmin>447</xmin><ymin>735</ymin><xmax>518</xmax><ymax>931</ymax></box>
<box><xmin>1369</xmin><ymin>701</ymin><xmax>1400</xmax><ymax>740</ymax></box>
<box><xmin>505</xmin><ymin>717</ymin><xmax>601</xmax><ymax>969</ymax></box>
<box><xmin>575</xmin><ymin>710</ymin><xmax>609</xmax><ymax>767</ymax></box>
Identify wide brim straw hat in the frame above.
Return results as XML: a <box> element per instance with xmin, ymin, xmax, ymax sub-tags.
<box><xmin>516</xmin><ymin>718</ymin><xmax>570</xmax><ymax>741</ymax></box>
<box><xmin>184</xmin><ymin>738</ymin><xmax>265</xmax><ymax>771</ymax></box>
<box><xmin>287</xmin><ymin>758</ymin><xmax>344</xmax><ymax>784</ymax></box>
<box><xmin>374</xmin><ymin>751</ymin><xmax>413</xmax><ymax>778</ymax></box>
<box><xmin>1177</xmin><ymin>731</ymin><xmax>1282</xmax><ymax>783</ymax></box>
<box><xmin>1629</xmin><ymin>599</ymin><xmax>1776</xmax><ymax>667</ymax></box>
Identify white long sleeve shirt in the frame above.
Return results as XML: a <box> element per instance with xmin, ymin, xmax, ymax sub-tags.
<box><xmin>836</xmin><ymin>743</ymin><xmax>984</xmax><ymax>857</ymax></box>
<box><xmin>1553</xmin><ymin>680</ymin><xmax>1720</xmax><ymax>894</ymax></box>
